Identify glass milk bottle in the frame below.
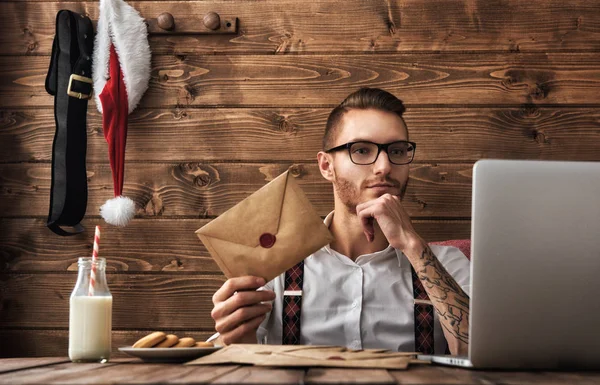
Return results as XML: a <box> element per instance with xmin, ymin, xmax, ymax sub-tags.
<box><xmin>69</xmin><ymin>257</ymin><xmax>112</xmax><ymax>363</ymax></box>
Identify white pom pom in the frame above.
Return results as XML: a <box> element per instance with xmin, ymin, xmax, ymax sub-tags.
<box><xmin>100</xmin><ymin>196</ymin><xmax>136</xmax><ymax>226</ymax></box>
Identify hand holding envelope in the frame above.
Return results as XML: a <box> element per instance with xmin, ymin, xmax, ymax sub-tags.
<box><xmin>196</xmin><ymin>170</ymin><xmax>334</xmax><ymax>283</ymax></box>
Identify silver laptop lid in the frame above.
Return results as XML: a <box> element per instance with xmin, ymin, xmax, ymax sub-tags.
<box><xmin>469</xmin><ymin>160</ymin><xmax>600</xmax><ymax>369</ymax></box>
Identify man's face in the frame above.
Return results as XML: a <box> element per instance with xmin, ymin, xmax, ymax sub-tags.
<box><xmin>320</xmin><ymin>109</ymin><xmax>410</xmax><ymax>214</ymax></box>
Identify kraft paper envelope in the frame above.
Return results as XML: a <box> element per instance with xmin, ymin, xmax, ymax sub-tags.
<box><xmin>195</xmin><ymin>170</ymin><xmax>334</xmax><ymax>282</ymax></box>
<box><xmin>186</xmin><ymin>344</ymin><xmax>418</xmax><ymax>369</ymax></box>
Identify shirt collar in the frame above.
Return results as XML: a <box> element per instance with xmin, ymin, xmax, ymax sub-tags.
<box><xmin>322</xmin><ymin>211</ymin><xmax>335</xmax><ymax>255</ymax></box>
<box><xmin>319</xmin><ymin>211</ymin><xmax>406</xmax><ymax>268</ymax></box>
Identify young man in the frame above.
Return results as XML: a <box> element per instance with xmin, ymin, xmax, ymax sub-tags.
<box><xmin>210</xmin><ymin>88</ymin><xmax>471</xmax><ymax>355</ymax></box>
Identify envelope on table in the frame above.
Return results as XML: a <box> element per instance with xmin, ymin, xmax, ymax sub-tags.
<box><xmin>195</xmin><ymin>170</ymin><xmax>334</xmax><ymax>282</ymax></box>
<box><xmin>185</xmin><ymin>344</ymin><xmax>417</xmax><ymax>369</ymax></box>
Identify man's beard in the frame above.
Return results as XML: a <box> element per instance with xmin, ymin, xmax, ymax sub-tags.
<box><xmin>333</xmin><ymin>173</ymin><xmax>408</xmax><ymax>215</ymax></box>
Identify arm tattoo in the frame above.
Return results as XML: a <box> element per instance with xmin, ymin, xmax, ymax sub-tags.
<box><xmin>415</xmin><ymin>246</ymin><xmax>470</xmax><ymax>345</ymax></box>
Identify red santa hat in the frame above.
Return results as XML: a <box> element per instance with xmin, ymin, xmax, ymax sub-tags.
<box><xmin>92</xmin><ymin>0</ymin><xmax>151</xmax><ymax>226</ymax></box>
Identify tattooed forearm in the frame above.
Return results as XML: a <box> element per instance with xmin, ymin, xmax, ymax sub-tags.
<box><xmin>411</xmin><ymin>245</ymin><xmax>470</xmax><ymax>354</ymax></box>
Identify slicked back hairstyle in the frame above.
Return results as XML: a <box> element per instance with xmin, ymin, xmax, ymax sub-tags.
<box><xmin>322</xmin><ymin>88</ymin><xmax>406</xmax><ymax>151</ymax></box>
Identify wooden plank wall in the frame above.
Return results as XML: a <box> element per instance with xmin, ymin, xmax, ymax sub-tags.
<box><xmin>1</xmin><ymin>0</ymin><xmax>600</xmax><ymax>357</ymax></box>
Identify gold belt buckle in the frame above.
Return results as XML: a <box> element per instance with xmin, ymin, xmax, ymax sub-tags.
<box><xmin>67</xmin><ymin>74</ymin><xmax>93</xmax><ymax>100</ymax></box>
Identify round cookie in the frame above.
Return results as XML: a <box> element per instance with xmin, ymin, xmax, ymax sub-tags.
<box><xmin>172</xmin><ymin>337</ymin><xmax>196</xmax><ymax>348</ymax></box>
<box><xmin>194</xmin><ymin>341</ymin><xmax>214</xmax><ymax>348</ymax></box>
<box><xmin>154</xmin><ymin>334</ymin><xmax>179</xmax><ymax>348</ymax></box>
<box><xmin>133</xmin><ymin>332</ymin><xmax>166</xmax><ymax>348</ymax></box>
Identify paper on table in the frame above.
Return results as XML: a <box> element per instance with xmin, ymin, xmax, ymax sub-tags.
<box><xmin>185</xmin><ymin>344</ymin><xmax>418</xmax><ymax>370</ymax></box>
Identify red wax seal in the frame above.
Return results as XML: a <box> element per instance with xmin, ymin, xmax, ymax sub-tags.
<box><xmin>259</xmin><ymin>233</ymin><xmax>276</xmax><ymax>248</ymax></box>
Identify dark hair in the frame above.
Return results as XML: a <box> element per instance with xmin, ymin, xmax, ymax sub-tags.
<box><xmin>322</xmin><ymin>88</ymin><xmax>406</xmax><ymax>150</ymax></box>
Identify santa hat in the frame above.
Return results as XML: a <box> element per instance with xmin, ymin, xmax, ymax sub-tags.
<box><xmin>92</xmin><ymin>0</ymin><xmax>151</xmax><ymax>226</ymax></box>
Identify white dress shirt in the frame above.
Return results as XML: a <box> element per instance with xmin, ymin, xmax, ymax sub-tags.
<box><xmin>255</xmin><ymin>211</ymin><xmax>471</xmax><ymax>353</ymax></box>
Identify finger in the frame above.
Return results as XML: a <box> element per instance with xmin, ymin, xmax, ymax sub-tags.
<box><xmin>357</xmin><ymin>206</ymin><xmax>377</xmax><ymax>242</ymax></box>
<box><xmin>355</xmin><ymin>198</ymin><xmax>378</xmax><ymax>214</ymax></box>
<box><xmin>212</xmin><ymin>290</ymin><xmax>276</xmax><ymax>320</ymax></box>
<box><xmin>221</xmin><ymin>314</ymin><xmax>267</xmax><ymax>345</ymax></box>
<box><xmin>215</xmin><ymin>303</ymin><xmax>272</xmax><ymax>334</ymax></box>
<box><xmin>213</xmin><ymin>276</ymin><xmax>266</xmax><ymax>304</ymax></box>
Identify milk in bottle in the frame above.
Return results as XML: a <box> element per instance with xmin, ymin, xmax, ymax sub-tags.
<box><xmin>69</xmin><ymin>257</ymin><xmax>112</xmax><ymax>362</ymax></box>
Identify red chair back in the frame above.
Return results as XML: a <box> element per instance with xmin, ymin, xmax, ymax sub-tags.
<box><xmin>429</xmin><ymin>239</ymin><xmax>471</xmax><ymax>260</ymax></box>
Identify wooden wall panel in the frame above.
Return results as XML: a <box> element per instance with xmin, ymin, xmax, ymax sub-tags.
<box><xmin>3</xmin><ymin>54</ymin><xmax>600</xmax><ymax>108</ymax></box>
<box><xmin>0</xmin><ymin>218</ymin><xmax>471</xmax><ymax>273</ymax></box>
<box><xmin>0</xmin><ymin>163</ymin><xmax>473</xmax><ymax>218</ymax></box>
<box><xmin>3</xmin><ymin>107</ymin><xmax>600</xmax><ymax>163</ymax></box>
<box><xmin>2</xmin><ymin>0</ymin><xmax>600</xmax><ymax>55</ymax></box>
<box><xmin>0</xmin><ymin>274</ymin><xmax>224</xmax><ymax>329</ymax></box>
<box><xmin>2</xmin><ymin>0</ymin><xmax>600</xmax><ymax>358</ymax></box>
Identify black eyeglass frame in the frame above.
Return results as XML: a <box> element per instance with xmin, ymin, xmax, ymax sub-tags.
<box><xmin>324</xmin><ymin>140</ymin><xmax>417</xmax><ymax>165</ymax></box>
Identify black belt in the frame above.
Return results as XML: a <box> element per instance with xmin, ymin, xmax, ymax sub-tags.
<box><xmin>45</xmin><ymin>10</ymin><xmax>94</xmax><ymax>236</ymax></box>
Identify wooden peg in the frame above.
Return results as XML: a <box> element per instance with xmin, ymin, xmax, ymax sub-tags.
<box><xmin>203</xmin><ymin>12</ymin><xmax>221</xmax><ymax>30</ymax></box>
<box><xmin>157</xmin><ymin>12</ymin><xmax>175</xmax><ymax>31</ymax></box>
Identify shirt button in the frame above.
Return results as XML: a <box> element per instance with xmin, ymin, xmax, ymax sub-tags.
<box><xmin>351</xmin><ymin>301</ymin><xmax>358</xmax><ymax>308</ymax></box>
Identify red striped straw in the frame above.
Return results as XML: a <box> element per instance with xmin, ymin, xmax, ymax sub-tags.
<box><xmin>88</xmin><ymin>225</ymin><xmax>101</xmax><ymax>296</ymax></box>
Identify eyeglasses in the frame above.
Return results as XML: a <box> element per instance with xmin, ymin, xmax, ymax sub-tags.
<box><xmin>325</xmin><ymin>140</ymin><xmax>416</xmax><ymax>165</ymax></box>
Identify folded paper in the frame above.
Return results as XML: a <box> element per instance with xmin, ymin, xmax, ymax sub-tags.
<box><xmin>186</xmin><ymin>344</ymin><xmax>420</xmax><ymax>369</ymax></box>
<box><xmin>196</xmin><ymin>170</ymin><xmax>334</xmax><ymax>282</ymax></box>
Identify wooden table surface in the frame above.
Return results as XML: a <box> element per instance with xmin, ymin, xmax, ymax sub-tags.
<box><xmin>1</xmin><ymin>358</ymin><xmax>599</xmax><ymax>384</ymax></box>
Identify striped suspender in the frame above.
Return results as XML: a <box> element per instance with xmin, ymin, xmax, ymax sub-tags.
<box><xmin>281</xmin><ymin>261</ymin><xmax>437</xmax><ymax>354</ymax></box>
<box><xmin>411</xmin><ymin>266</ymin><xmax>436</xmax><ymax>354</ymax></box>
<box><xmin>282</xmin><ymin>261</ymin><xmax>304</xmax><ymax>345</ymax></box>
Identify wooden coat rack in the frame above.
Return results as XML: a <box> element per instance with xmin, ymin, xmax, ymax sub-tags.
<box><xmin>146</xmin><ymin>11</ymin><xmax>238</xmax><ymax>34</ymax></box>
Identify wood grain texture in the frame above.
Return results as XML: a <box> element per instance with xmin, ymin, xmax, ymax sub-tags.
<box><xmin>389</xmin><ymin>365</ymin><xmax>483</xmax><ymax>384</ymax></box>
<box><xmin>0</xmin><ymin>162</ymin><xmax>474</xmax><ymax>218</ymax></box>
<box><xmin>0</xmin><ymin>361</ymin><xmax>121</xmax><ymax>385</ymax></box>
<box><xmin>0</xmin><ymin>273</ymin><xmax>225</xmax><ymax>329</ymax></box>
<box><xmin>305</xmin><ymin>368</ymin><xmax>396</xmax><ymax>384</ymax></box>
<box><xmin>1</xmin><ymin>360</ymin><xmax>599</xmax><ymax>385</ymax></box>
<box><xmin>17</xmin><ymin>363</ymin><xmax>238</xmax><ymax>385</ymax></box>
<box><xmin>212</xmin><ymin>366</ymin><xmax>305</xmax><ymax>384</ymax></box>
<box><xmin>3</xmin><ymin>0</ymin><xmax>600</xmax><ymax>55</ymax></box>
<box><xmin>4</xmin><ymin>107</ymin><xmax>600</xmax><ymax>163</ymax></box>
<box><xmin>0</xmin><ymin>330</ymin><xmax>216</xmax><ymax>359</ymax></box>
<box><xmin>0</xmin><ymin>218</ymin><xmax>471</xmax><ymax>273</ymax></box>
<box><xmin>0</xmin><ymin>218</ymin><xmax>222</xmax><ymax>273</ymax></box>
<box><xmin>0</xmin><ymin>358</ymin><xmax>69</xmax><ymax>374</ymax></box>
<box><xmin>3</xmin><ymin>54</ymin><xmax>600</xmax><ymax>108</ymax></box>
<box><xmin>4</xmin><ymin>0</ymin><xmax>600</xmax><ymax>363</ymax></box>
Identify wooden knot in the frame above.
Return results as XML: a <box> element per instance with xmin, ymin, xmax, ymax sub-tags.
<box><xmin>177</xmin><ymin>163</ymin><xmax>218</xmax><ymax>188</ymax></box>
<box><xmin>520</xmin><ymin>104</ymin><xmax>539</xmax><ymax>118</ymax></box>
<box><xmin>530</xmin><ymin>85</ymin><xmax>547</xmax><ymax>100</ymax></box>
<box><xmin>194</xmin><ymin>174</ymin><xmax>211</xmax><ymax>187</ymax></box>
<box><xmin>203</xmin><ymin>12</ymin><xmax>221</xmax><ymax>30</ymax></box>
<box><xmin>157</xmin><ymin>12</ymin><xmax>175</xmax><ymax>31</ymax></box>
<box><xmin>288</xmin><ymin>164</ymin><xmax>305</xmax><ymax>178</ymax></box>
<box><xmin>278</xmin><ymin>116</ymin><xmax>296</xmax><ymax>134</ymax></box>
<box><xmin>532</xmin><ymin>130</ymin><xmax>549</xmax><ymax>144</ymax></box>
<box><xmin>145</xmin><ymin>194</ymin><xmax>164</xmax><ymax>216</ymax></box>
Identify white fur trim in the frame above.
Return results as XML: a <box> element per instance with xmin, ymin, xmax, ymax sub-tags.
<box><xmin>100</xmin><ymin>196</ymin><xmax>136</xmax><ymax>226</ymax></box>
<box><xmin>93</xmin><ymin>0</ymin><xmax>151</xmax><ymax>114</ymax></box>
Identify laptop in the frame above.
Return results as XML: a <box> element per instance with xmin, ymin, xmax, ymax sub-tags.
<box><xmin>419</xmin><ymin>159</ymin><xmax>600</xmax><ymax>369</ymax></box>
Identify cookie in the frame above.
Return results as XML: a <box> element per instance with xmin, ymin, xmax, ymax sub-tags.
<box><xmin>172</xmin><ymin>337</ymin><xmax>196</xmax><ymax>348</ymax></box>
<box><xmin>154</xmin><ymin>334</ymin><xmax>179</xmax><ymax>348</ymax></box>
<box><xmin>194</xmin><ymin>341</ymin><xmax>214</xmax><ymax>348</ymax></box>
<box><xmin>133</xmin><ymin>331</ymin><xmax>166</xmax><ymax>348</ymax></box>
